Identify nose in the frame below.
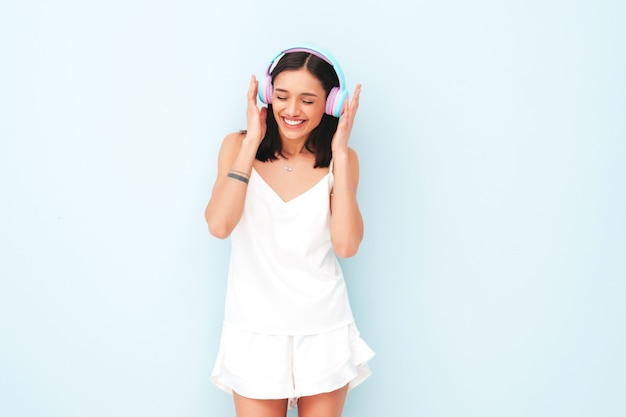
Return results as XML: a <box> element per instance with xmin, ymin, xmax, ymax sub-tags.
<box><xmin>285</xmin><ymin>98</ymin><xmax>299</xmax><ymax>116</ymax></box>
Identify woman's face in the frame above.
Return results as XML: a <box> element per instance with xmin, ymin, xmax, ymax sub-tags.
<box><xmin>271</xmin><ymin>68</ymin><xmax>327</xmax><ymax>143</ymax></box>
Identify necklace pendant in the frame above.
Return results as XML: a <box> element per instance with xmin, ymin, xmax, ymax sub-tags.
<box><xmin>284</xmin><ymin>166</ymin><xmax>293</xmax><ymax>172</ymax></box>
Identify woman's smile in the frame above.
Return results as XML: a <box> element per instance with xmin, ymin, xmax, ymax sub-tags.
<box><xmin>281</xmin><ymin>116</ymin><xmax>306</xmax><ymax>128</ymax></box>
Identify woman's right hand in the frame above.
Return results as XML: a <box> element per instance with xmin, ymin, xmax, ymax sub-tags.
<box><xmin>244</xmin><ymin>75</ymin><xmax>267</xmax><ymax>146</ymax></box>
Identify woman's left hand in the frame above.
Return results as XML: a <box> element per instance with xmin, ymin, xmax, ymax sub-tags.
<box><xmin>331</xmin><ymin>84</ymin><xmax>361</xmax><ymax>154</ymax></box>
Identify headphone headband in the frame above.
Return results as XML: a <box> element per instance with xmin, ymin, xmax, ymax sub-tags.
<box><xmin>258</xmin><ymin>45</ymin><xmax>348</xmax><ymax>117</ymax></box>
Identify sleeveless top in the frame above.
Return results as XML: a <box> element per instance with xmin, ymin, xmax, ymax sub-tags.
<box><xmin>223</xmin><ymin>163</ymin><xmax>355</xmax><ymax>335</ymax></box>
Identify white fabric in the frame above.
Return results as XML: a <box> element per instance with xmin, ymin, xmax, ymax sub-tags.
<box><xmin>211</xmin><ymin>322</ymin><xmax>375</xmax><ymax>409</ymax></box>
<box><xmin>223</xmin><ymin>165</ymin><xmax>354</xmax><ymax>335</ymax></box>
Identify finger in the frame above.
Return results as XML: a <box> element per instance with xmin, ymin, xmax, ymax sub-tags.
<box><xmin>341</xmin><ymin>84</ymin><xmax>361</xmax><ymax>120</ymax></box>
<box><xmin>350</xmin><ymin>84</ymin><xmax>361</xmax><ymax>112</ymax></box>
<box><xmin>340</xmin><ymin>99</ymin><xmax>348</xmax><ymax>119</ymax></box>
<box><xmin>247</xmin><ymin>75</ymin><xmax>258</xmax><ymax>102</ymax></box>
<box><xmin>259</xmin><ymin>106</ymin><xmax>268</xmax><ymax>136</ymax></box>
<box><xmin>259</xmin><ymin>106</ymin><xmax>267</xmax><ymax>123</ymax></box>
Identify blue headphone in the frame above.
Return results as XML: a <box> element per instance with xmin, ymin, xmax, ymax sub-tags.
<box><xmin>257</xmin><ymin>45</ymin><xmax>348</xmax><ymax>118</ymax></box>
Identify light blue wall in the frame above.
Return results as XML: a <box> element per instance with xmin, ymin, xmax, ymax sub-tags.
<box><xmin>1</xmin><ymin>1</ymin><xmax>625</xmax><ymax>416</ymax></box>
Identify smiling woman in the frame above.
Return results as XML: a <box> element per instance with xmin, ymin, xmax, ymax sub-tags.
<box><xmin>204</xmin><ymin>46</ymin><xmax>374</xmax><ymax>417</ymax></box>
<box><xmin>254</xmin><ymin>50</ymin><xmax>346</xmax><ymax>169</ymax></box>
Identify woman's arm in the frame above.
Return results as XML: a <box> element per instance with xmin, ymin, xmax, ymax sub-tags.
<box><xmin>204</xmin><ymin>132</ymin><xmax>258</xmax><ymax>238</ymax></box>
<box><xmin>330</xmin><ymin>147</ymin><xmax>364</xmax><ymax>258</ymax></box>
<box><xmin>329</xmin><ymin>84</ymin><xmax>364</xmax><ymax>258</ymax></box>
<box><xmin>204</xmin><ymin>76</ymin><xmax>267</xmax><ymax>239</ymax></box>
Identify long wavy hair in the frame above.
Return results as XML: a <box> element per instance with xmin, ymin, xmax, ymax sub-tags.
<box><xmin>255</xmin><ymin>52</ymin><xmax>340</xmax><ymax>168</ymax></box>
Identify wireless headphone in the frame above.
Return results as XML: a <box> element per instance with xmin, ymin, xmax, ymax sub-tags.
<box><xmin>257</xmin><ymin>45</ymin><xmax>348</xmax><ymax>118</ymax></box>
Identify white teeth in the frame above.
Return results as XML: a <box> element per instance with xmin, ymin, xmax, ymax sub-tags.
<box><xmin>284</xmin><ymin>118</ymin><xmax>304</xmax><ymax>126</ymax></box>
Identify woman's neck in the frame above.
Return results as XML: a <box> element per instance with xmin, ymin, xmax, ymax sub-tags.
<box><xmin>281</xmin><ymin>139</ymin><xmax>309</xmax><ymax>157</ymax></box>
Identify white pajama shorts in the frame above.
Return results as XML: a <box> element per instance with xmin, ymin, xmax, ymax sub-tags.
<box><xmin>210</xmin><ymin>322</ymin><xmax>375</xmax><ymax>408</ymax></box>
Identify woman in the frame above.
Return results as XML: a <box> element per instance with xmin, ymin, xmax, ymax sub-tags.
<box><xmin>205</xmin><ymin>46</ymin><xmax>374</xmax><ymax>417</ymax></box>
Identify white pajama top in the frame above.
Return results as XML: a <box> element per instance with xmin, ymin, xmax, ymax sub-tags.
<box><xmin>223</xmin><ymin>164</ymin><xmax>354</xmax><ymax>335</ymax></box>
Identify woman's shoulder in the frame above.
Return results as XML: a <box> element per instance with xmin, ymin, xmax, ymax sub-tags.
<box><xmin>223</xmin><ymin>130</ymin><xmax>247</xmax><ymax>144</ymax></box>
<box><xmin>215</xmin><ymin>131</ymin><xmax>247</xmax><ymax>165</ymax></box>
<box><xmin>219</xmin><ymin>130</ymin><xmax>247</xmax><ymax>152</ymax></box>
<box><xmin>346</xmin><ymin>146</ymin><xmax>359</xmax><ymax>165</ymax></box>
<box><xmin>347</xmin><ymin>146</ymin><xmax>359</xmax><ymax>157</ymax></box>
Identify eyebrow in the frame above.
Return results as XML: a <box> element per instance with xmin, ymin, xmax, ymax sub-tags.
<box><xmin>274</xmin><ymin>88</ymin><xmax>319</xmax><ymax>97</ymax></box>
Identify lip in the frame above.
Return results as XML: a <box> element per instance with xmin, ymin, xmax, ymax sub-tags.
<box><xmin>281</xmin><ymin>116</ymin><xmax>306</xmax><ymax>129</ymax></box>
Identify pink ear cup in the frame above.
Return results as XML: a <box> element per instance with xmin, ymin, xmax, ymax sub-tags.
<box><xmin>259</xmin><ymin>76</ymin><xmax>273</xmax><ymax>104</ymax></box>
<box><xmin>325</xmin><ymin>87</ymin><xmax>339</xmax><ymax>116</ymax></box>
<box><xmin>326</xmin><ymin>87</ymin><xmax>349</xmax><ymax>117</ymax></box>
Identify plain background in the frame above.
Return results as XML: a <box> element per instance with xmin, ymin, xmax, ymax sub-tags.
<box><xmin>1</xmin><ymin>1</ymin><xmax>625</xmax><ymax>416</ymax></box>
